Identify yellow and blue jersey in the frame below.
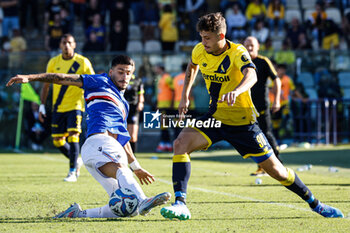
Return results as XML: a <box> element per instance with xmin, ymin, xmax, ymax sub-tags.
<box><xmin>191</xmin><ymin>40</ymin><xmax>258</xmax><ymax>126</ymax></box>
<box><xmin>46</xmin><ymin>53</ymin><xmax>95</xmax><ymax>113</ymax></box>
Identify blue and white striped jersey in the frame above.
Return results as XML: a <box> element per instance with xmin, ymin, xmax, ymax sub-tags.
<box><xmin>81</xmin><ymin>73</ymin><xmax>130</xmax><ymax>146</ymax></box>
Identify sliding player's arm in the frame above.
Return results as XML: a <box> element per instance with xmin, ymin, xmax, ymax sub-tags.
<box><xmin>178</xmin><ymin>61</ymin><xmax>199</xmax><ymax>119</ymax></box>
<box><xmin>6</xmin><ymin>73</ymin><xmax>83</xmax><ymax>87</ymax></box>
<box><xmin>219</xmin><ymin>67</ymin><xmax>257</xmax><ymax>106</ymax></box>
<box><xmin>124</xmin><ymin>142</ymin><xmax>154</xmax><ymax>185</ymax></box>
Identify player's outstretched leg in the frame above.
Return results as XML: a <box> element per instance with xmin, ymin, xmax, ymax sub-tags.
<box><xmin>54</xmin><ymin>203</ymin><xmax>82</xmax><ymax>218</ymax></box>
<box><xmin>139</xmin><ymin>192</ymin><xmax>171</xmax><ymax>216</ymax></box>
<box><xmin>260</xmin><ymin>155</ymin><xmax>344</xmax><ymax>218</ymax></box>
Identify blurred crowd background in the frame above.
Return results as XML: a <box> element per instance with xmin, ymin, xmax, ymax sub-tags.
<box><xmin>0</xmin><ymin>0</ymin><xmax>350</xmax><ymax>151</ymax></box>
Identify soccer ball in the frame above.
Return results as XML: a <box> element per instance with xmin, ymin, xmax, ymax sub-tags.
<box><xmin>109</xmin><ymin>188</ymin><xmax>139</xmax><ymax>217</ymax></box>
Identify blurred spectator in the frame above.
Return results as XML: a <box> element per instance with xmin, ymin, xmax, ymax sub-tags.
<box><xmin>286</xmin><ymin>18</ymin><xmax>306</xmax><ymax>49</ymax></box>
<box><xmin>0</xmin><ymin>0</ymin><xmax>19</xmax><ymax>38</ymax></box>
<box><xmin>25</xmin><ymin>102</ymin><xmax>50</xmax><ymax>151</ymax></box>
<box><xmin>85</xmin><ymin>13</ymin><xmax>106</xmax><ymax>44</ymax></box>
<box><xmin>84</xmin><ymin>0</ymin><xmax>104</xmax><ymax>29</ymax></box>
<box><xmin>270</xmin><ymin>63</ymin><xmax>306</xmax><ymax>140</ymax></box>
<box><xmin>260</xmin><ymin>37</ymin><xmax>274</xmax><ymax>58</ymax></box>
<box><xmin>226</xmin><ymin>3</ymin><xmax>247</xmax><ymax>42</ymax></box>
<box><xmin>140</xmin><ymin>0</ymin><xmax>159</xmax><ymax>42</ymax></box>
<box><xmin>220</xmin><ymin>0</ymin><xmax>246</xmax><ymax>12</ymax></box>
<box><xmin>0</xmin><ymin>6</ymin><xmax>3</xmax><ymax>37</ymax></box>
<box><xmin>44</xmin><ymin>0</ymin><xmax>66</xmax><ymax>35</ymax></box>
<box><xmin>267</xmin><ymin>0</ymin><xmax>285</xmax><ymax>36</ymax></box>
<box><xmin>109</xmin><ymin>20</ymin><xmax>127</xmax><ymax>51</ymax></box>
<box><xmin>274</xmin><ymin>39</ymin><xmax>295</xmax><ymax>65</ymax></box>
<box><xmin>308</xmin><ymin>1</ymin><xmax>327</xmax><ymax>47</ymax></box>
<box><xmin>322</xmin><ymin>19</ymin><xmax>340</xmax><ymax>50</ymax></box>
<box><xmin>69</xmin><ymin>0</ymin><xmax>86</xmax><ymax>22</ymax></box>
<box><xmin>158</xmin><ymin>4</ymin><xmax>178</xmax><ymax>51</ymax></box>
<box><xmin>245</xmin><ymin>0</ymin><xmax>266</xmax><ymax>30</ymax></box>
<box><xmin>342</xmin><ymin>9</ymin><xmax>350</xmax><ymax>47</ymax></box>
<box><xmin>185</xmin><ymin>0</ymin><xmax>207</xmax><ymax>41</ymax></box>
<box><xmin>83</xmin><ymin>30</ymin><xmax>104</xmax><ymax>52</ymax></box>
<box><xmin>130</xmin><ymin>0</ymin><xmax>143</xmax><ymax>24</ymax></box>
<box><xmin>1</xmin><ymin>35</ymin><xmax>10</xmax><ymax>53</ymax></box>
<box><xmin>154</xmin><ymin>63</ymin><xmax>173</xmax><ymax>152</ymax></box>
<box><xmin>60</xmin><ymin>7</ymin><xmax>72</xmax><ymax>33</ymax></box>
<box><xmin>251</xmin><ymin>19</ymin><xmax>269</xmax><ymax>44</ymax></box>
<box><xmin>109</xmin><ymin>0</ymin><xmax>129</xmax><ymax>36</ymax></box>
<box><xmin>45</xmin><ymin>13</ymin><xmax>68</xmax><ymax>53</ymax></box>
<box><xmin>317</xmin><ymin>70</ymin><xmax>342</xmax><ymax>98</ymax></box>
<box><xmin>296</xmin><ymin>33</ymin><xmax>312</xmax><ymax>50</ymax></box>
<box><xmin>19</xmin><ymin>0</ymin><xmax>39</xmax><ymax>37</ymax></box>
<box><xmin>8</xmin><ymin>28</ymin><xmax>26</xmax><ymax>69</ymax></box>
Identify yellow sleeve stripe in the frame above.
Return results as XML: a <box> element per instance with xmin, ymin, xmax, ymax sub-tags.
<box><xmin>190</xmin><ymin>126</ymin><xmax>212</xmax><ymax>150</ymax></box>
<box><xmin>259</xmin><ymin>55</ymin><xmax>277</xmax><ymax>76</ymax></box>
<box><xmin>173</xmin><ymin>153</ymin><xmax>191</xmax><ymax>163</ymax></box>
<box><xmin>280</xmin><ymin>168</ymin><xmax>296</xmax><ymax>186</ymax></box>
<box><xmin>242</xmin><ymin>149</ymin><xmax>273</xmax><ymax>159</ymax></box>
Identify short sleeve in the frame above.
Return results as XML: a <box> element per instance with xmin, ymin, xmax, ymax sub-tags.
<box><xmin>233</xmin><ymin>45</ymin><xmax>256</xmax><ymax>73</ymax></box>
<box><xmin>46</xmin><ymin>58</ymin><xmax>55</xmax><ymax>73</ymax></box>
<box><xmin>83</xmin><ymin>58</ymin><xmax>95</xmax><ymax>75</ymax></box>
<box><xmin>191</xmin><ymin>43</ymin><xmax>202</xmax><ymax>65</ymax></box>
<box><xmin>82</xmin><ymin>74</ymin><xmax>100</xmax><ymax>90</ymax></box>
<box><xmin>265</xmin><ymin>58</ymin><xmax>277</xmax><ymax>80</ymax></box>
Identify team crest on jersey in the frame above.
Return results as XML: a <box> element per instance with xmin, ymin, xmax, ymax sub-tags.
<box><xmin>202</xmin><ymin>63</ymin><xmax>207</xmax><ymax>67</ymax></box>
<box><xmin>214</xmin><ymin>55</ymin><xmax>230</xmax><ymax>74</ymax></box>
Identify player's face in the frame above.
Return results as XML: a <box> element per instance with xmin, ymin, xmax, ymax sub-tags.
<box><xmin>244</xmin><ymin>37</ymin><xmax>260</xmax><ymax>59</ymax></box>
<box><xmin>199</xmin><ymin>31</ymin><xmax>223</xmax><ymax>54</ymax></box>
<box><xmin>109</xmin><ymin>64</ymin><xmax>134</xmax><ymax>91</ymax></box>
<box><xmin>60</xmin><ymin>36</ymin><xmax>76</xmax><ymax>59</ymax></box>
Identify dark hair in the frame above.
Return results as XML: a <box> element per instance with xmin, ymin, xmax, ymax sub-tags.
<box><xmin>61</xmin><ymin>33</ymin><xmax>75</xmax><ymax>41</ymax></box>
<box><xmin>196</xmin><ymin>12</ymin><xmax>226</xmax><ymax>34</ymax></box>
<box><xmin>181</xmin><ymin>63</ymin><xmax>187</xmax><ymax>72</ymax></box>
<box><xmin>277</xmin><ymin>63</ymin><xmax>287</xmax><ymax>69</ymax></box>
<box><xmin>111</xmin><ymin>55</ymin><xmax>135</xmax><ymax>68</ymax></box>
<box><xmin>163</xmin><ymin>4</ymin><xmax>172</xmax><ymax>13</ymax></box>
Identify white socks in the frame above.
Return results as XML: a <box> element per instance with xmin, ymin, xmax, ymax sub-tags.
<box><xmin>78</xmin><ymin>204</ymin><xmax>117</xmax><ymax>218</ymax></box>
<box><xmin>116</xmin><ymin>167</ymin><xmax>147</xmax><ymax>201</ymax></box>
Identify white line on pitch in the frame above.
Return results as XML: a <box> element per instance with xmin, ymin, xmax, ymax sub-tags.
<box><xmin>157</xmin><ymin>178</ymin><xmax>311</xmax><ymax>213</ymax></box>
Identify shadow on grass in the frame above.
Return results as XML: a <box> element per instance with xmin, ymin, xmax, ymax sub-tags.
<box><xmin>0</xmin><ymin>217</ymin><xmax>171</xmax><ymax>224</ymax></box>
<box><xmin>0</xmin><ymin>216</ymin><xmax>317</xmax><ymax>223</ymax></box>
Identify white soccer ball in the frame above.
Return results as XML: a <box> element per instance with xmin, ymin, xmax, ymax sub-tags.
<box><xmin>109</xmin><ymin>188</ymin><xmax>139</xmax><ymax>217</ymax></box>
<box><xmin>255</xmin><ymin>178</ymin><xmax>262</xmax><ymax>185</ymax></box>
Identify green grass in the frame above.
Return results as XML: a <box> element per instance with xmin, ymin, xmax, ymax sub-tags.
<box><xmin>1</xmin><ymin>145</ymin><xmax>350</xmax><ymax>232</ymax></box>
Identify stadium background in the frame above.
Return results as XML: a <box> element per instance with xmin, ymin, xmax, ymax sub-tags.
<box><xmin>0</xmin><ymin>0</ymin><xmax>350</xmax><ymax>151</ymax></box>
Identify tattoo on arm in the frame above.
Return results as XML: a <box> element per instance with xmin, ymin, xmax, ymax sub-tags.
<box><xmin>34</xmin><ymin>73</ymin><xmax>82</xmax><ymax>86</ymax></box>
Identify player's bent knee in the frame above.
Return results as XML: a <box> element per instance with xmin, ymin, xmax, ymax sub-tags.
<box><xmin>98</xmin><ymin>162</ymin><xmax>124</xmax><ymax>179</ymax></box>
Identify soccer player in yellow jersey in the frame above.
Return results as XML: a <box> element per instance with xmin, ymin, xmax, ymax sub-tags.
<box><xmin>39</xmin><ymin>34</ymin><xmax>95</xmax><ymax>182</ymax></box>
<box><xmin>160</xmin><ymin>12</ymin><xmax>343</xmax><ymax>220</ymax></box>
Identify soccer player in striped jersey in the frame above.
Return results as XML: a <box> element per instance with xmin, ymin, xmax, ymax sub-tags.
<box><xmin>39</xmin><ymin>34</ymin><xmax>95</xmax><ymax>182</ymax></box>
<box><xmin>7</xmin><ymin>55</ymin><xmax>171</xmax><ymax>218</ymax></box>
<box><xmin>159</xmin><ymin>12</ymin><xmax>343</xmax><ymax>220</ymax></box>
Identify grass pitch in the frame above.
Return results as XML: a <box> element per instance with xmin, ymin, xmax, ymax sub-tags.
<box><xmin>1</xmin><ymin>145</ymin><xmax>350</xmax><ymax>232</ymax></box>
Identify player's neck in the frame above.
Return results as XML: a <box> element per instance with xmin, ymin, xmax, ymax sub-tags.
<box><xmin>62</xmin><ymin>53</ymin><xmax>75</xmax><ymax>60</ymax></box>
<box><xmin>212</xmin><ymin>40</ymin><xmax>228</xmax><ymax>55</ymax></box>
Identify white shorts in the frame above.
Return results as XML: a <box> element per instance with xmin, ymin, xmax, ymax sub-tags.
<box><xmin>81</xmin><ymin>134</ymin><xmax>128</xmax><ymax>196</ymax></box>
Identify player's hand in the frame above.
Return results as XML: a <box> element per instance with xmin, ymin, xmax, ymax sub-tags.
<box><xmin>218</xmin><ymin>91</ymin><xmax>239</xmax><ymax>106</ymax></box>
<box><xmin>271</xmin><ymin>101</ymin><xmax>281</xmax><ymax>113</ymax></box>
<box><xmin>178</xmin><ymin>98</ymin><xmax>190</xmax><ymax>121</ymax></box>
<box><xmin>6</xmin><ymin>75</ymin><xmax>29</xmax><ymax>87</ymax></box>
<box><xmin>38</xmin><ymin>104</ymin><xmax>46</xmax><ymax>123</ymax></box>
<box><xmin>134</xmin><ymin>168</ymin><xmax>155</xmax><ymax>185</ymax></box>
